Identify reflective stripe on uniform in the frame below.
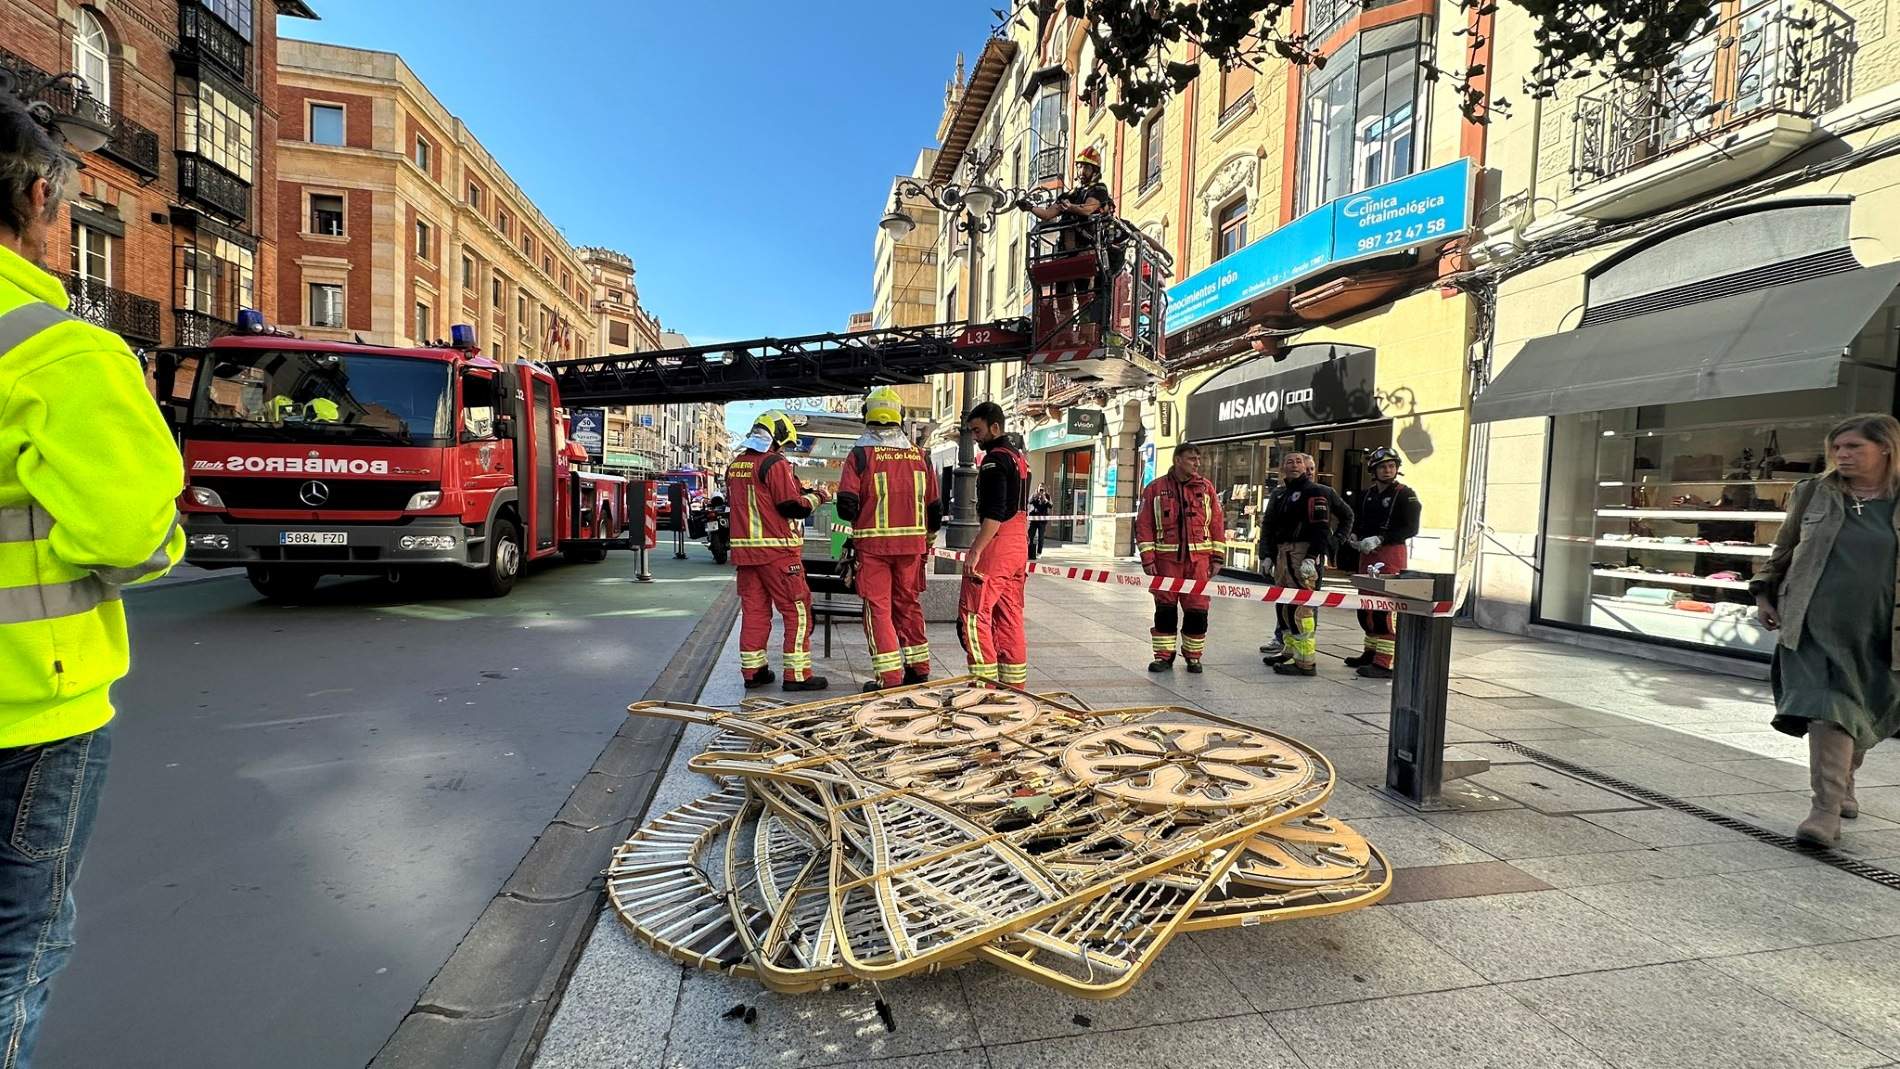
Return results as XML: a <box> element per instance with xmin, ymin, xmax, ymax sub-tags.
<box><xmin>0</xmin><ymin>574</ymin><xmax>119</xmax><ymax>625</ymax></box>
<box><xmin>731</xmin><ymin>536</ymin><xmax>804</xmax><ymax>547</ymax></box>
<box><xmin>998</xmin><ymin>663</ymin><xmax>1026</xmax><ymax>685</ymax></box>
<box><xmin>0</xmin><ymin>504</ymin><xmax>52</xmax><ymax>544</ymax></box>
<box><xmin>901</xmin><ymin>642</ymin><xmax>930</xmax><ymax>665</ymax></box>
<box><xmin>874</xmin><ymin>472</ymin><xmax>889</xmax><ymax>532</ymax></box>
<box><xmin>0</xmin><ymin>303</ymin><xmax>78</xmax><ymax>353</ymax></box>
<box><xmin>86</xmin><ymin>514</ymin><xmax>181</xmax><ymax>585</ymax></box>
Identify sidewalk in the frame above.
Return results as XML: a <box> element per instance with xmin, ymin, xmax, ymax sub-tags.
<box><xmin>533</xmin><ymin>562</ymin><xmax>1900</xmax><ymax>1069</ymax></box>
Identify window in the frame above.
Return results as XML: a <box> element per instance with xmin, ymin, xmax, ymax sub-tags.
<box><xmin>179</xmin><ymin>76</ymin><xmax>255</xmax><ymax>181</ymax></box>
<box><xmin>1299</xmin><ymin>20</ymin><xmax>1425</xmax><ymax>213</ymax></box>
<box><xmin>1140</xmin><ymin>110</ymin><xmax>1165</xmax><ymax>192</ymax></box>
<box><xmin>69</xmin><ymin>222</ymin><xmax>111</xmax><ymax>297</ymax></box>
<box><xmin>308</xmin><ymin>103</ymin><xmax>344</xmax><ymax>147</ymax></box>
<box><xmin>492</xmin><ymin>274</ymin><xmax>503</xmax><ymax>308</ymax></box>
<box><xmin>608</xmin><ymin>288</ymin><xmax>623</xmax><ymax>303</ymax></box>
<box><xmin>609</xmin><ymin>321</ymin><xmax>630</xmax><ymax>347</ymax></box>
<box><xmin>1219</xmin><ymin>62</ymin><xmax>1255</xmax><ymax>118</ymax></box>
<box><xmin>414</xmin><ymin>219</ymin><xmax>431</xmax><ymax>261</ymax></box>
<box><xmin>176</xmin><ymin>234</ymin><xmax>254</xmax><ymax>320</ymax></box>
<box><xmin>496</xmin><ymin>209</ymin><xmax>510</xmax><ymax>238</ymax></box>
<box><xmin>199</xmin><ymin>0</ymin><xmax>252</xmax><ymax>40</ymax></box>
<box><xmin>561</xmin><ymin>269</ymin><xmax>571</xmax><ymax>292</ymax></box>
<box><xmin>542</xmin><ymin>253</ymin><xmax>552</xmax><ymax>275</ymax></box>
<box><xmin>414</xmin><ymin>301</ymin><xmax>432</xmax><ymax>342</ymax></box>
<box><xmin>461</xmin><ymin>254</ymin><xmax>474</xmax><ymax>288</ymax></box>
<box><xmin>1216</xmin><ymin>197</ymin><xmax>1249</xmax><ymax>261</ymax></box>
<box><xmin>1031</xmin><ymin>90</ymin><xmax>1065</xmax><ymax>181</ymax></box>
<box><xmin>414</xmin><ymin>135</ymin><xmax>430</xmax><ymax>172</ymax></box>
<box><xmin>520</xmin><ymin>234</ymin><xmax>533</xmax><ymax>258</ymax></box>
<box><xmin>310</xmin><ymin>193</ymin><xmax>343</xmax><ymax>236</ymax></box>
<box><xmin>517</xmin><ymin>294</ymin><xmax>527</xmax><ymax>324</ymax></box>
<box><xmin>309</xmin><ymin>283</ymin><xmax>344</xmax><ymax>328</ymax></box>
<box><xmin>467</xmin><ymin>181</ymin><xmax>482</xmax><ymax>209</ymax></box>
<box><xmin>72</xmin><ymin>8</ymin><xmax>110</xmax><ymax>104</ymax></box>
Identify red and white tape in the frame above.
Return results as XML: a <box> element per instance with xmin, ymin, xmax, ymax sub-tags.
<box><xmin>929</xmin><ymin>548</ymin><xmax>1455</xmax><ymax>617</ymax></box>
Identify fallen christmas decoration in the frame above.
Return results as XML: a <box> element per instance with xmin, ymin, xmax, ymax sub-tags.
<box><xmin>608</xmin><ymin>678</ymin><xmax>1390</xmax><ymax>999</ymax></box>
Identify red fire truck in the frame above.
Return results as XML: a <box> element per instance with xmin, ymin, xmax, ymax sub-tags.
<box><xmin>157</xmin><ymin>315</ymin><xmax>630</xmax><ymax>600</ymax></box>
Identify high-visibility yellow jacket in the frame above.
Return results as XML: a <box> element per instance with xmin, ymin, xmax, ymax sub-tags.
<box><xmin>0</xmin><ymin>244</ymin><xmax>184</xmax><ymax>747</ymax></box>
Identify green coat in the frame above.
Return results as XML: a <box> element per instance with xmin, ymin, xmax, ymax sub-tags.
<box><xmin>1752</xmin><ymin>475</ymin><xmax>1900</xmax><ymax>666</ymax></box>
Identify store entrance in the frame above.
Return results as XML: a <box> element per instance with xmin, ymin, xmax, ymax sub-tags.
<box><xmin>1200</xmin><ymin>421</ymin><xmax>1393</xmax><ymax>576</ymax></box>
<box><xmin>1051</xmin><ymin>445</ymin><xmax>1092</xmax><ymax>543</ymax></box>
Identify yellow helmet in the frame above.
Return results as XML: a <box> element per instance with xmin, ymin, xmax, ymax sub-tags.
<box><xmin>754</xmin><ymin>409</ymin><xmax>799</xmax><ymax>448</ymax></box>
<box><xmin>863</xmin><ymin>386</ymin><xmax>903</xmax><ymax>426</ymax></box>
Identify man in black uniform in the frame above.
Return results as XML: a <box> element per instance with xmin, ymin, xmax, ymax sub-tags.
<box><xmin>1345</xmin><ymin>446</ymin><xmax>1421</xmax><ymax>679</ymax></box>
<box><xmin>1025</xmin><ymin>146</ymin><xmax>1118</xmax><ymax>328</ymax></box>
<box><xmin>1258</xmin><ymin>453</ymin><xmax>1354</xmax><ymax>677</ymax></box>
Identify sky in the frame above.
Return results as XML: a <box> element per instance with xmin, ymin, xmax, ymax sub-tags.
<box><xmin>286</xmin><ymin>1</ymin><xmax>993</xmax><ymax>439</ymax></box>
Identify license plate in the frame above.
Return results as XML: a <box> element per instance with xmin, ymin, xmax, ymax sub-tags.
<box><xmin>279</xmin><ymin>531</ymin><xmax>348</xmax><ymax>546</ymax></box>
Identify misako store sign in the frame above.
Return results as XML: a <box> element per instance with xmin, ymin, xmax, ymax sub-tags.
<box><xmin>1186</xmin><ymin>344</ymin><xmax>1379</xmax><ymax>441</ymax></box>
<box><xmin>1164</xmin><ymin>158</ymin><xmax>1472</xmax><ymax>336</ymax></box>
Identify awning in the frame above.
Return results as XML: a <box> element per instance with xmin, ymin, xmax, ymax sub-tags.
<box><xmin>1471</xmin><ymin>262</ymin><xmax>1900</xmax><ymax>423</ymax></box>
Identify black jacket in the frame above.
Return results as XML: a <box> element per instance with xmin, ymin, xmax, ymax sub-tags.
<box><xmin>1352</xmin><ymin>481</ymin><xmax>1421</xmax><ymax>546</ymax></box>
<box><xmin>1258</xmin><ymin>478</ymin><xmax>1354</xmax><ymax>560</ymax></box>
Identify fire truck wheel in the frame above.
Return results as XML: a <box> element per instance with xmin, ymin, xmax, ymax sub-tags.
<box><xmin>246</xmin><ymin>566</ymin><xmax>320</xmax><ymax>602</ymax></box>
<box><xmin>475</xmin><ymin>517</ymin><xmax>522</xmax><ymax>597</ymax></box>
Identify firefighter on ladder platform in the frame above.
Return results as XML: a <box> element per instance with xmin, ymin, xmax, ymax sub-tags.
<box><xmin>837</xmin><ymin>387</ymin><xmax>941</xmax><ymax>692</ymax></box>
<box><xmin>957</xmin><ymin>402</ymin><xmax>1030</xmax><ymax>686</ymax></box>
<box><xmin>1346</xmin><ymin>446</ymin><xmax>1421</xmax><ymax>679</ymax></box>
<box><xmin>1137</xmin><ymin>442</ymin><xmax>1227</xmax><ymax>674</ymax></box>
<box><xmin>728</xmin><ymin>410</ymin><xmax>831</xmax><ymax>692</ymax></box>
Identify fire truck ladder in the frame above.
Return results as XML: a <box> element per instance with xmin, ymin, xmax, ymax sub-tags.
<box><xmin>544</xmin><ymin>319</ymin><xmax>1036</xmax><ymax>407</ymax></box>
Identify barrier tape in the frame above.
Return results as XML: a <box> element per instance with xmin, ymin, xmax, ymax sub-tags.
<box><xmin>929</xmin><ymin>548</ymin><xmax>1454</xmax><ymax>617</ymax></box>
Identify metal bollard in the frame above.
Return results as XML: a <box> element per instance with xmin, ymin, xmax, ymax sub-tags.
<box><xmin>636</xmin><ymin>540</ymin><xmax>653</xmax><ymax>583</ymax></box>
<box><xmin>1362</xmin><ymin>571</ymin><xmax>1487</xmax><ymax>807</ymax></box>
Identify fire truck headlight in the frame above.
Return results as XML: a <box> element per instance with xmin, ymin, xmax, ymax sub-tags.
<box><xmin>188</xmin><ymin>486</ymin><xmax>225</xmax><ymax>508</ymax></box>
<box><xmin>404</xmin><ymin>491</ymin><xmax>443</xmax><ymax>511</ymax></box>
<box><xmin>398</xmin><ymin>535</ymin><xmax>457</xmax><ymax>551</ymax></box>
<box><xmin>187</xmin><ymin>534</ymin><xmax>231</xmax><ymax>550</ymax></box>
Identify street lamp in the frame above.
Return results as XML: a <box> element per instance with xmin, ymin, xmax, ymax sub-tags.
<box><xmin>0</xmin><ymin>68</ymin><xmax>112</xmax><ymax>153</ymax></box>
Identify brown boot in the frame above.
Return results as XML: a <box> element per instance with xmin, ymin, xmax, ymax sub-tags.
<box><xmin>1797</xmin><ymin>723</ymin><xmax>1855</xmax><ymax>846</ymax></box>
<box><xmin>1843</xmin><ymin>748</ymin><xmax>1867</xmax><ymax>820</ymax></box>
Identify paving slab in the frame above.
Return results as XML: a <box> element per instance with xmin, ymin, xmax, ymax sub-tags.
<box><xmin>984</xmin><ymin>1016</ymin><xmax>1303</xmax><ymax>1069</ymax></box>
<box><xmin>962</xmin><ymin>941</ymin><xmax>1250</xmax><ymax>1047</ymax></box>
<box><xmin>1566</xmin><ymin>873</ymin><xmax>1862</xmax><ymax>956</ymax></box>
<box><xmin>1578</xmin><ymin>808</ymin><xmax>1756</xmax><ymax>848</ymax></box>
<box><xmin>533</xmin><ymin>912</ymin><xmax>681</xmax><ymax>1069</ymax></box>
<box><xmin>1264</xmin><ymin>985</ymin><xmax>1613</xmax><ymax>1069</ymax></box>
<box><xmin>1704</xmin><ymin>936</ymin><xmax>1900</xmax><ymax>1060</ymax></box>
<box><xmin>1506</xmin><ymin>840</ymin><xmax>1816</xmax><ymax>888</ymax></box>
<box><xmin>1387</xmin><ymin>888</ymin><xmax>1686</xmax><ymax>982</ymax></box>
<box><xmin>1192</xmin><ymin>907</ymin><xmax>1487</xmax><ymax>1013</ymax></box>
<box><xmin>1348</xmin><ymin>815</ymin><xmax>1501</xmax><ymax>868</ymax></box>
<box><xmin>1467</xmin><ymin>764</ymin><xmax>1650</xmax><ymax>815</ymax></box>
<box><xmin>1597</xmin><ymin>759</ymin><xmax>1788</xmax><ymax>799</ymax></box>
<box><xmin>1719</xmin><ymin>866</ymin><xmax>1900</xmax><ymax>939</ymax></box>
<box><xmin>660</xmin><ymin>966</ymin><xmax>979</xmax><ymax>1069</ymax></box>
<box><xmin>1381</xmin><ymin>861</ymin><xmax>1552</xmax><ymax>904</ymax></box>
<box><xmin>1504</xmin><ymin>960</ymin><xmax>1886</xmax><ymax>1069</ymax></box>
<box><xmin>1422</xmin><ymin>809</ymin><xmax>1647</xmax><ymax>859</ymax></box>
<box><xmin>1696</xmin><ymin>791</ymin><xmax>1900</xmax><ymax>836</ymax></box>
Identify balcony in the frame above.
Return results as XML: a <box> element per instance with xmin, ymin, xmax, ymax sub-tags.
<box><xmin>176</xmin><ymin>2</ymin><xmax>249</xmax><ymax>81</ymax></box>
<box><xmin>1567</xmin><ymin>0</ymin><xmax>1853</xmax><ymax>213</ymax></box>
<box><xmin>173</xmin><ymin>310</ymin><xmax>235</xmax><ymax>347</ymax></box>
<box><xmin>177</xmin><ymin>153</ymin><xmax>250</xmax><ymax>223</ymax></box>
<box><xmin>59</xmin><ymin>273</ymin><xmax>161</xmax><ymax>347</ymax></box>
<box><xmin>1032</xmin><ymin>145</ymin><xmax>1066</xmax><ymax>184</ymax></box>
<box><xmin>0</xmin><ymin>47</ymin><xmax>160</xmax><ymax>178</ymax></box>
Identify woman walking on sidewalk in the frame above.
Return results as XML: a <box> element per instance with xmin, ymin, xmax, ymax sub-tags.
<box><xmin>1753</xmin><ymin>414</ymin><xmax>1900</xmax><ymax>846</ymax></box>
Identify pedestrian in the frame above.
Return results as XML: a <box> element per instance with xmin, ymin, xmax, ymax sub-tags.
<box><xmin>1136</xmin><ymin>443</ymin><xmax>1226</xmax><ymax>674</ymax></box>
<box><xmin>957</xmin><ymin>402</ymin><xmax>1030</xmax><ymax>686</ymax></box>
<box><xmin>669</xmin><ymin>480</ymin><xmax>688</xmax><ymax>560</ymax></box>
<box><xmin>1028</xmin><ymin>486</ymin><xmax>1053</xmax><ymax>560</ymax></box>
<box><xmin>837</xmin><ymin>387</ymin><xmax>941</xmax><ymax>692</ymax></box>
<box><xmin>727</xmin><ymin>410</ymin><xmax>831</xmax><ymax>692</ymax></box>
<box><xmin>0</xmin><ymin>89</ymin><xmax>185</xmax><ymax>1065</ymax></box>
<box><xmin>1346</xmin><ymin>447</ymin><xmax>1421</xmax><ymax>680</ymax></box>
<box><xmin>1753</xmin><ymin>413</ymin><xmax>1900</xmax><ymax>846</ymax></box>
<box><xmin>1258</xmin><ymin>453</ymin><xmax>1353</xmax><ymax>677</ymax></box>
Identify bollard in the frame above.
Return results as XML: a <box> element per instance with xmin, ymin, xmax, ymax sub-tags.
<box><xmin>1370</xmin><ymin>571</ymin><xmax>1486</xmax><ymax>807</ymax></box>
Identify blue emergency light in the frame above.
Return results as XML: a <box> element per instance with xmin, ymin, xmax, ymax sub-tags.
<box><xmin>450</xmin><ymin>324</ymin><xmax>476</xmax><ymax>349</ymax></box>
<box><xmin>237</xmin><ymin>308</ymin><xmax>266</xmax><ymax>333</ymax></box>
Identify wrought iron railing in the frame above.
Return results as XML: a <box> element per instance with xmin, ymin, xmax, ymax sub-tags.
<box><xmin>1304</xmin><ymin>0</ymin><xmax>1359</xmax><ymax>41</ymax></box>
<box><xmin>1011</xmin><ymin>368</ymin><xmax>1048</xmax><ymax>407</ymax></box>
<box><xmin>177</xmin><ymin>2</ymin><xmax>248</xmax><ymax>80</ymax></box>
<box><xmin>1570</xmin><ymin>0</ymin><xmax>1855</xmax><ymax>187</ymax></box>
<box><xmin>173</xmin><ymin>310</ymin><xmax>235</xmax><ymax>347</ymax></box>
<box><xmin>59</xmin><ymin>272</ymin><xmax>161</xmax><ymax>346</ymax></box>
<box><xmin>0</xmin><ymin>46</ymin><xmax>160</xmax><ymax>177</ymax></box>
<box><xmin>1032</xmin><ymin>145</ymin><xmax>1066</xmax><ymax>184</ymax></box>
<box><xmin>178</xmin><ymin>153</ymin><xmax>250</xmax><ymax>222</ymax></box>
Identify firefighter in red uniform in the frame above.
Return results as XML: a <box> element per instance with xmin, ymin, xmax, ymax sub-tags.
<box><xmin>957</xmin><ymin>402</ymin><xmax>1030</xmax><ymax>685</ymax></box>
<box><xmin>1136</xmin><ymin>442</ymin><xmax>1227</xmax><ymax>673</ymax></box>
<box><xmin>1347</xmin><ymin>446</ymin><xmax>1422</xmax><ymax>679</ymax></box>
<box><xmin>727</xmin><ymin>410</ymin><xmax>831</xmax><ymax>691</ymax></box>
<box><xmin>838</xmin><ymin>387</ymin><xmax>942</xmax><ymax>692</ymax></box>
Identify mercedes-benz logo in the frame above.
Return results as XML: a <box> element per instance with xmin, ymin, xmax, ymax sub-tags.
<box><xmin>298</xmin><ymin>480</ymin><xmax>331</xmax><ymax>507</ymax></box>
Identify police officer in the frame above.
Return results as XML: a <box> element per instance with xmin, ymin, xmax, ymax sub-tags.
<box><xmin>1347</xmin><ymin>446</ymin><xmax>1421</xmax><ymax>679</ymax></box>
<box><xmin>0</xmin><ymin>88</ymin><xmax>185</xmax><ymax>1061</ymax></box>
<box><xmin>1136</xmin><ymin>442</ymin><xmax>1226</xmax><ymax>673</ymax></box>
<box><xmin>837</xmin><ymin>387</ymin><xmax>941</xmax><ymax>691</ymax></box>
<box><xmin>958</xmin><ymin>402</ymin><xmax>1030</xmax><ymax>685</ymax></box>
<box><xmin>1258</xmin><ymin>453</ymin><xmax>1353</xmax><ymax>677</ymax></box>
<box><xmin>727</xmin><ymin>410</ymin><xmax>830</xmax><ymax>691</ymax></box>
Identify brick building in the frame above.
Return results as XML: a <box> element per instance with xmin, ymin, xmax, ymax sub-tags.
<box><xmin>273</xmin><ymin>40</ymin><xmax>595</xmax><ymax>361</ymax></box>
<box><xmin>1</xmin><ymin>0</ymin><xmax>315</xmax><ymax>350</ymax></box>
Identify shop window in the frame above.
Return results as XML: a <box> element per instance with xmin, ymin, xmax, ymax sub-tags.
<box><xmin>1140</xmin><ymin>110</ymin><xmax>1165</xmax><ymax>193</ymax></box>
<box><xmin>72</xmin><ymin>8</ymin><xmax>111</xmax><ymax>104</ymax></box>
<box><xmin>1298</xmin><ymin>19</ymin><xmax>1426</xmax><ymax>213</ymax></box>
<box><xmin>309</xmin><ymin>193</ymin><xmax>343</xmax><ymax>236</ymax></box>
<box><xmin>308</xmin><ymin>103</ymin><xmax>344</xmax><ymax>147</ymax></box>
<box><xmin>309</xmin><ymin>283</ymin><xmax>344</xmax><ymax>328</ymax></box>
<box><xmin>1215</xmin><ymin>197</ymin><xmax>1249</xmax><ymax>261</ymax></box>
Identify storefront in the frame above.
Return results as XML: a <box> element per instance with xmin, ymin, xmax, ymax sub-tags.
<box><xmin>1474</xmin><ymin>198</ymin><xmax>1900</xmax><ymax>659</ymax></box>
<box><xmin>1025</xmin><ymin>422</ymin><xmax>1097</xmax><ymax>544</ymax></box>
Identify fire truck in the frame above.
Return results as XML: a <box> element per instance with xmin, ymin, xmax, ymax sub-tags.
<box><xmin>156</xmin><ymin>315</ymin><xmax>630</xmax><ymax>600</ymax></box>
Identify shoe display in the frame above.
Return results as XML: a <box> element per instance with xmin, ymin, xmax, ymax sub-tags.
<box><xmin>743</xmin><ymin>668</ymin><xmax>777</xmax><ymax>689</ymax></box>
<box><xmin>1271</xmin><ymin>662</ymin><xmax>1316</xmax><ymax>677</ymax></box>
<box><xmin>1356</xmin><ymin>664</ymin><xmax>1393</xmax><ymax>679</ymax></box>
<box><xmin>783</xmin><ymin>676</ymin><xmax>830</xmax><ymax>693</ymax></box>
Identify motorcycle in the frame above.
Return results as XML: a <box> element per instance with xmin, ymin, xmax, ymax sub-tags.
<box><xmin>704</xmin><ymin>495</ymin><xmax>729</xmax><ymax>565</ymax></box>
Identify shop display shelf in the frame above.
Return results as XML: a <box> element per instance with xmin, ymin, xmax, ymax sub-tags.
<box><xmin>1590</xmin><ymin>569</ymin><xmax>1752</xmax><ymax>591</ymax></box>
<box><xmin>1593</xmin><ymin>538</ymin><xmax>1774</xmax><ymax>556</ymax></box>
<box><xmin>1597</xmin><ymin>479</ymin><xmax>1799</xmax><ymax>488</ymax></box>
<box><xmin>1594</xmin><ymin>509</ymin><xmax>1789</xmax><ymax>521</ymax></box>
<box><xmin>1589</xmin><ymin>596</ymin><xmax>1774</xmax><ymax>654</ymax></box>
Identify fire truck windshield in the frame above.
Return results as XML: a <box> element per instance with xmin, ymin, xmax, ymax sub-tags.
<box><xmin>191</xmin><ymin>350</ymin><xmax>453</xmax><ymax>445</ymax></box>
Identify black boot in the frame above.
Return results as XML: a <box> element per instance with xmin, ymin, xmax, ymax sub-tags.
<box><xmin>862</xmin><ymin>679</ymin><xmax>886</xmax><ymax>693</ymax></box>
<box><xmin>1272</xmin><ymin>662</ymin><xmax>1316</xmax><ymax>677</ymax></box>
<box><xmin>1343</xmin><ymin>651</ymin><xmax>1373</xmax><ymax>668</ymax></box>
<box><xmin>743</xmin><ymin>668</ymin><xmax>776</xmax><ymax>689</ymax></box>
<box><xmin>1185</xmin><ymin>660</ymin><xmax>1204</xmax><ymax>674</ymax></box>
<box><xmin>1356</xmin><ymin>664</ymin><xmax>1393</xmax><ymax>679</ymax></box>
<box><xmin>1148</xmin><ymin>657</ymin><xmax>1175</xmax><ymax>672</ymax></box>
<box><xmin>1262</xmin><ymin>649</ymin><xmax>1291</xmax><ymax>665</ymax></box>
<box><xmin>783</xmin><ymin>676</ymin><xmax>830</xmax><ymax>693</ymax></box>
<box><xmin>903</xmin><ymin>665</ymin><xmax>930</xmax><ymax>686</ymax></box>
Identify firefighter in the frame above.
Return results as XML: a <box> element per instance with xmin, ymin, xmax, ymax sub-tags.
<box><xmin>727</xmin><ymin>410</ymin><xmax>831</xmax><ymax>691</ymax></box>
<box><xmin>837</xmin><ymin>387</ymin><xmax>941</xmax><ymax>692</ymax></box>
<box><xmin>1347</xmin><ymin>446</ymin><xmax>1421</xmax><ymax>679</ymax></box>
<box><xmin>1024</xmin><ymin>146</ymin><xmax>1118</xmax><ymax>329</ymax></box>
<box><xmin>1258</xmin><ymin>453</ymin><xmax>1353</xmax><ymax>677</ymax></box>
<box><xmin>1136</xmin><ymin>442</ymin><xmax>1226</xmax><ymax>673</ymax></box>
<box><xmin>958</xmin><ymin>402</ymin><xmax>1030</xmax><ymax>685</ymax></box>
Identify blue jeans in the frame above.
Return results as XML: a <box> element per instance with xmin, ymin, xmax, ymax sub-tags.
<box><xmin>0</xmin><ymin>726</ymin><xmax>110</xmax><ymax>1069</ymax></box>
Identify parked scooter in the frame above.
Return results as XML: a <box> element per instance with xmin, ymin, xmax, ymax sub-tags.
<box><xmin>704</xmin><ymin>495</ymin><xmax>730</xmax><ymax>565</ymax></box>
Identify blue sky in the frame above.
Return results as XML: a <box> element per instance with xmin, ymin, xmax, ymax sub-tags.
<box><xmin>289</xmin><ymin>1</ymin><xmax>990</xmax><ymax>439</ymax></box>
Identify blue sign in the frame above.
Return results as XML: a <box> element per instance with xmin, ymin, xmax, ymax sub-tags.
<box><xmin>570</xmin><ymin>407</ymin><xmax>606</xmax><ymax>462</ymax></box>
<box><xmin>639</xmin><ymin>413</ymin><xmax>654</xmax><ymax>427</ymax></box>
<box><xmin>1164</xmin><ymin>158</ymin><xmax>1472</xmax><ymax>335</ymax></box>
<box><xmin>1140</xmin><ymin>441</ymin><xmax>1156</xmax><ymax>487</ymax></box>
<box><xmin>1104</xmin><ymin>463</ymin><xmax>1118</xmax><ymax>501</ymax></box>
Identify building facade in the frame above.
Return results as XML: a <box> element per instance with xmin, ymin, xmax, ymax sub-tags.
<box><xmin>274</xmin><ymin>40</ymin><xmax>595</xmax><ymax>361</ymax></box>
<box><xmin>577</xmin><ymin>244</ymin><xmax>669</xmax><ymax>474</ymax></box>
<box><xmin>3</xmin><ymin>0</ymin><xmax>315</xmax><ymax>351</ymax></box>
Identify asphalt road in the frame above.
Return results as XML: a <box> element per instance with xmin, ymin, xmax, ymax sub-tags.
<box><xmin>34</xmin><ymin>548</ymin><xmax>732</xmax><ymax>1069</ymax></box>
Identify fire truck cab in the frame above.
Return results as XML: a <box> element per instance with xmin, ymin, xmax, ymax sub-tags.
<box><xmin>1027</xmin><ymin>214</ymin><xmax>1172</xmax><ymax>387</ymax></box>
<box><xmin>157</xmin><ymin>316</ymin><xmax>628</xmax><ymax>600</ymax></box>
